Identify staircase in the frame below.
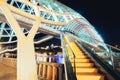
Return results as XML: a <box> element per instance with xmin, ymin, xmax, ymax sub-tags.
<box><xmin>64</xmin><ymin>36</ymin><xmax>104</xmax><ymax>80</ymax></box>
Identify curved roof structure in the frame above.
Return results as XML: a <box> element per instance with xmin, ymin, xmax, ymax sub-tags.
<box><xmin>0</xmin><ymin>0</ymin><xmax>105</xmax><ymax>48</ymax></box>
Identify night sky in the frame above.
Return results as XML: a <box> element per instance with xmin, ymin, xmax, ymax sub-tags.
<box><xmin>58</xmin><ymin>0</ymin><xmax>120</xmax><ymax>46</ymax></box>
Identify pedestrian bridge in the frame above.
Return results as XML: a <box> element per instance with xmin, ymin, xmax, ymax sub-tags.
<box><xmin>0</xmin><ymin>0</ymin><xmax>120</xmax><ymax>80</ymax></box>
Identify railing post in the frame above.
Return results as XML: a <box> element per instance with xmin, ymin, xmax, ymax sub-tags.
<box><xmin>52</xmin><ymin>66</ymin><xmax>57</xmax><ymax>80</ymax></box>
<box><xmin>47</xmin><ymin>65</ymin><xmax>53</xmax><ymax>80</ymax></box>
<box><xmin>37</xmin><ymin>63</ymin><xmax>40</xmax><ymax>80</ymax></box>
<box><xmin>58</xmin><ymin>64</ymin><xmax>63</xmax><ymax>80</ymax></box>
<box><xmin>42</xmin><ymin>64</ymin><xmax>47</xmax><ymax>78</ymax></box>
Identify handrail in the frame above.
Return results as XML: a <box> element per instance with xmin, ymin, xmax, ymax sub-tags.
<box><xmin>60</xmin><ymin>33</ymin><xmax>76</xmax><ymax>80</ymax></box>
<box><xmin>68</xmin><ymin>33</ymin><xmax>120</xmax><ymax>70</ymax></box>
<box><xmin>76</xmin><ymin>40</ymin><xmax>120</xmax><ymax>80</ymax></box>
<box><xmin>60</xmin><ymin>33</ymin><xmax>68</xmax><ymax>80</ymax></box>
<box><xmin>64</xmin><ymin>33</ymin><xmax>120</xmax><ymax>80</ymax></box>
<box><xmin>69</xmin><ymin>33</ymin><xmax>120</xmax><ymax>51</ymax></box>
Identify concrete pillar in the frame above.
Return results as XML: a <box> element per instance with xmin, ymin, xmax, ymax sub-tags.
<box><xmin>0</xmin><ymin>2</ymin><xmax>40</xmax><ymax>80</ymax></box>
<box><xmin>17</xmin><ymin>39</ymin><xmax>38</xmax><ymax>80</ymax></box>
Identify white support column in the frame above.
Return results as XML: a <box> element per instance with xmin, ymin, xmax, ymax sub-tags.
<box><xmin>17</xmin><ymin>37</ymin><xmax>38</xmax><ymax>80</ymax></box>
<box><xmin>0</xmin><ymin>1</ymin><xmax>39</xmax><ymax>80</ymax></box>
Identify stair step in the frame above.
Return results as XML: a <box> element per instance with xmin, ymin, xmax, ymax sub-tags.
<box><xmin>68</xmin><ymin>55</ymin><xmax>73</xmax><ymax>57</ymax></box>
<box><xmin>69</xmin><ymin>54</ymin><xmax>86</xmax><ymax>58</ymax></box>
<box><xmin>72</xmin><ymin>63</ymin><xmax>94</xmax><ymax>68</ymax></box>
<box><xmin>75</xmin><ymin>68</ymin><xmax>98</xmax><ymax>74</ymax></box>
<box><xmin>70</xmin><ymin>59</ymin><xmax>90</xmax><ymax>63</ymax></box>
<box><xmin>69</xmin><ymin>56</ymin><xmax>87</xmax><ymax>59</ymax></box>
<box><xmin>70</xmin><ymin>58</ymin><xmax>89</xmax><ymax>60</ymax></box>
<box><xmin>76</xmin><ymin>74</ymin><xmax>104</xmax><ymax>80</ymax></box>
<box><xmin>74</xmin><ymin>53</ymin><xmax>85</xmax><ymax>55</ymax></box>
<box><xmin>75</xmin><ymin>56</ymin><xmax>87</xmax><ymax>58</ymax></box>
<box><xmin>70</xmin><ymin>56</ymin><xmax>87</xmax><ymax>59</ymax></box>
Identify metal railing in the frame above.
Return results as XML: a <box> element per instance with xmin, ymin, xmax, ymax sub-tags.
<box><xmin>69</xmin><ymin>33</ymin><xmax>120</xmax><ymax>71</ymax></box>
<box><xmin>60</xmin><ymin>33</ymin><xmax>76</xmax><ymax>80</ymax></box>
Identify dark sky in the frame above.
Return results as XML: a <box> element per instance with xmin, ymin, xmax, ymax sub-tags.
<box><xmin>58</xmin><ymin>0</ymin><xmax>120</xmax><ymax>46</ymax></box>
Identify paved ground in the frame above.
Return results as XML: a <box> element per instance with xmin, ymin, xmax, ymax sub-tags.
<box><xmin>0</xmin><ymin>63</ymin><xmax>16</xmax><ymax>80</ymax></box>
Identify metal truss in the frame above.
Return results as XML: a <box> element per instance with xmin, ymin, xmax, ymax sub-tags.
<box><xmin>6</xmin><ymin>0</ymin><xmax>74</xmax><ymax>22</ymax></box>
<box><xmin>0</xmin><ymin>35</ymin><xmax>53</xmax><ymax>54</ymax></box>
<box><xmin>0</xmin><ymin>21</ymin><xmax>28</xmax><ymax>43</ymax></box>
<box><xmin>0</xmin><ymin>0</ymin><xmax>105</xmax><ymax>49</ymax></box>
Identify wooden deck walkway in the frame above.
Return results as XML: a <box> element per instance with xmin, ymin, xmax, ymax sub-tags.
<box><xmin>0</xmin><ymin>63</ymin><xmax>16</xmax><ymax>80</ymax></box>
